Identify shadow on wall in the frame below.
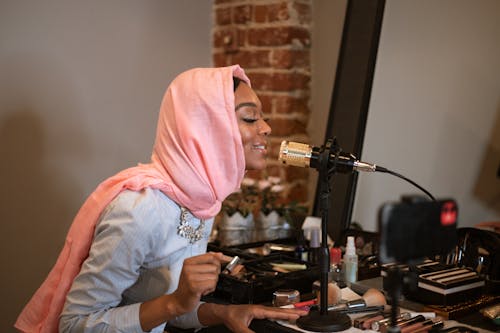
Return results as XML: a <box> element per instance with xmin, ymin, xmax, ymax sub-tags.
<box><xmin>0</xmin><ymin>57</ymin><xmax>88</xmax><ymax>331</ymax></box>
<box><xmin>0</xmin><ymin>111</ymin><xmax>80</xmax><ymax>331</ymax></box>
<box><xmin>0</xmin><ymin>111</ymin><xmax>78</xmax><ymax>331</ymax></box>
<box><xmin>474</xmin><ymin>105</ymin><xmax>500</xmax><ymax>214</ymax></box>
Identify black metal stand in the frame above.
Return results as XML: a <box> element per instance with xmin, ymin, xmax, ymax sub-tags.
<box><xmin>386</xmin><ymin>267</ymin><xmax>403</xmax><ymax>333</ymax></box>
<box><xmin>296</xmin><ymin>139</ymin><xmax>351</xmax><ymax>332</ymax></box>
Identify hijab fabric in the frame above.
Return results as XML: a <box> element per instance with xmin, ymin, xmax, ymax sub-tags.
<box><xmin>15</xmin><ymin>65</ymin><xmax>249</xmax><ymax>333</ymax></box>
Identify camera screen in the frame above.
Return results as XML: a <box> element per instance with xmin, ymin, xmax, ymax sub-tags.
<box><xmin>378</xmin><ymin>199</ymin><xmax>458</xmax><ymax>264</ymax></box>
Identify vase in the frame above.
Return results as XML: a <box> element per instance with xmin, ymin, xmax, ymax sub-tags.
<box><xmin>217</xmin><ymin>212</ymin><xmax>254</xmax><ymax>246</ymax></box>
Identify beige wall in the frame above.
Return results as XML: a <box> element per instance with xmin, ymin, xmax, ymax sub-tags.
<box><xmin>311</xmin><ymin>0</ymin><xmax>500</xmax><ymax>233</ymax></box>
<box><xmin>352</xmin><ymin>0</ymin><xmax>500</xmax><ymax>231</ymax></box>
<box><xmin>0</xmin><ymin>1</ymin><xmax>212</xmax><ymax>331</ymax></box>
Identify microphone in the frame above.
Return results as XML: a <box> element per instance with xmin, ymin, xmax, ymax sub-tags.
<box><xmin>278</xmin><ymin>140</ymin><xmax>381</xmax><ymax>173</ymax></box>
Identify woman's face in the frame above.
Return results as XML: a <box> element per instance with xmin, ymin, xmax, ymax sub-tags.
<box><xmin>234</xmin><ymin>82</ymin><xmax>271</xmax><ymax>170</ymax></box>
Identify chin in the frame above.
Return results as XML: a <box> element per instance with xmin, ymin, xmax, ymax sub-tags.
<box><xmin>246</xmin><ymin>160</ymin><xmax>267</xmax><ymax>171</ymax></box>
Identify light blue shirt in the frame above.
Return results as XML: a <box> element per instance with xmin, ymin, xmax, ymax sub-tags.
<box><xmin>59</xmin><ymin>188</ymin><xmax>214</xmax><ymax>333</ymax></box>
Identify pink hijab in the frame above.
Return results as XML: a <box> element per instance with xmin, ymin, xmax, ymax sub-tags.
<box><xmin>15</xmin><ymin>65</ymin><xmax>249</xmax><ymax>333</ymax></box>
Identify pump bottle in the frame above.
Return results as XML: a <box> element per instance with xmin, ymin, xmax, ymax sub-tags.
<box><xmin>343</xmin><ymin>236</ymin><xmax>358</xmax><ymax>284</ymax></box>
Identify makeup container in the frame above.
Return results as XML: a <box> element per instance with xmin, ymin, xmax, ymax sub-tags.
<box><xmin>371</xmin><ymin>312</ymin><xmax>412</xmax><ymax>331</ymax></box>
<box><xmin>416</xmin><ymin>267</ymin><xmax>485</xmax><ymax>306</ymax></box>
<box><xmin>411</xmin><ymin>320</ymin><xmax>444</xmax><ymax>333</ymax></box>
<box><xmin>353</xmin><ymin>311</ymin><xmax>390</xmax><ymax>329</ymax></box>
<box><xmin>272</xmin><ymin>289</ymin><xmax>301</xmax><ymax>307</ymax></box>
<box><xmin>222</xmin><ymin>256</ymin><xmax>241</xmax><ymax>274</ymax></box>
<box><xmin>400</xmin><ymin>319</ymin><xmax>434</xmax><ymax>333</ymax></box>
<box><xmin>379</xmin><ymin>315</ymin><xmax>426</xmax><ymax>333</ymax></box>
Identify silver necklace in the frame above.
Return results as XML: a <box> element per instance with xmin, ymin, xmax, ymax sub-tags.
<box><xmin>177</xmin><ymin>207</ymin><xmax>205</xmax><ymax>244</ymax></box>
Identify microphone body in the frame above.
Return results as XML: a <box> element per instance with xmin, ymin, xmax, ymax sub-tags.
<box><xmin>278</xmin><ymin>141</ymin><xmax>377</xmax><ymax>173</ymax></box>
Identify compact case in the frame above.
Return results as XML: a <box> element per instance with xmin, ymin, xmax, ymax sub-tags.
<box><xmin>414</xmin><ymin>267</ymin><xmax>485</xmax><ymax>306</ymax></box>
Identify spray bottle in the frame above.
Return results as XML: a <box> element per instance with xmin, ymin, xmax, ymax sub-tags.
<box><xmin>343</xmin><ymin>236</ymin><xmax>358</xmax><ymax>284</ymax></box>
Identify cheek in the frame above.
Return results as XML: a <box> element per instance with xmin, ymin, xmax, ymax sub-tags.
<box><xmin>238</xmin><ymin>125</ymin><xmax>252</xmax><ymax>146</ymax></box>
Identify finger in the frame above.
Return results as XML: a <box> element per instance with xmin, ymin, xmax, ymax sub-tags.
<box><xmin>186</xmin><ymin>253</ymin><xmax>224</xmax><ymax>265</ymax></box>
<box><xmin>253</xmin><ymin>307</ymin><xmax>307</xmax><ymax>321</ymax></box>
<box><xmin>183</xmin><ymin>262</ymin><xmax>221</xmax><ymax>274</ymax></box>
<box><xmin>209</xmin><ymin>251</ymin><xmax>233</xmax><ymax>263</ymax></box>
<box><xmin>201</xmin><ymin>285</ymin><xmax>217</xmax><ymax>296</ymax></box>
<box><xmin>182</xmin><ymin>272</ymin><xmax>220</xmax><ymax>287</ymax></box>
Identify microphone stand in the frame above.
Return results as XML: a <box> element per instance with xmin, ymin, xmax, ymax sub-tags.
<box><xmin>296</xmin><ymin>139</ymin><xmax>351</xmax><ymax>332</ymax></box>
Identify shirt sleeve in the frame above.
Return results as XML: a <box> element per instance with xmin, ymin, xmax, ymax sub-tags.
<box><xmin>59</xmin><ymin>190</ymin><xmax>166</xmax><ymax>333</ymax></box>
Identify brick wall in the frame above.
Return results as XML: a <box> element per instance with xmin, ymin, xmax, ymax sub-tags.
<box><xmin>213</xmin><ymin>0</ymin><xmax>313</xmax><ymax>207</ymax></box>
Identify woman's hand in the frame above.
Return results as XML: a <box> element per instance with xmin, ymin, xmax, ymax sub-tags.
<box><xmin>140</xmin><ymin>252</ymin><xmax>230</xmax><ymax>331</ymax></box>
<box><xmin>201</xmin><ymin>303</ymin><xmax>308</xmax><ymax>333</ymax></box>
<box><xmin>170</xmin><ymin>252</ymin><xmax>229</xmax><ymax>313</ymax></box>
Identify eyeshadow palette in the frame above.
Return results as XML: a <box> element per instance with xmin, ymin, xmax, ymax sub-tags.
<box><xmin>414</xmin><ymin>267</ymin><xmax>485</xmax><ymax>306</ymax></box>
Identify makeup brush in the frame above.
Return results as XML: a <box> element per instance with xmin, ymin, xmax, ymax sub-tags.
<box><xmin>317</xmin><ymin>282</ymin><xmax>342</xmax><ymax>306</ymax></box>
<box><xmin>328</xmin><ymin>288</ymin><xmax>387</xmax><ymax>312</ymax></box>
<box><xmin>361</xmin><ymin>288</ymin><xmax>387</xmax><ymax>307</ymax></box>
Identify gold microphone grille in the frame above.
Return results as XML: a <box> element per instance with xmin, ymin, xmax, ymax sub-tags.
<box><xmin>278</xmin><ymin>141</ymin><xmax>312</xmax><ymax>168</ymax></box>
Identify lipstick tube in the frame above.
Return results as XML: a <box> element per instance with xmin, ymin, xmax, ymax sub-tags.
<box><xmin>379</xmin><ymin>315</ymin><xmax>425</xmax><ymax>333</ymax></box>
<box><xmin>371</xmin><ymin>312</ymin><xmax>412</xmax><ymax>331</ymax></box>
<box><xmin>411</xmin><ymin>320</ymin><xmax>444</xmax><ymax>333</ymax></box>
<box><xmin>401</xmin><ymin>319</ymin><xmax>433</xmax><ymax>333</ymax></box>
<box><xmin>353</xmin><ymin>312</ymin><xmax>390</xmax><ymax>329</ymax></box>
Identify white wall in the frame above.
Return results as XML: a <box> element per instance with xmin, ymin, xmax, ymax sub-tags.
<box><xmin>352</xmin><ymin>0</ymin><xmax>500</xmax><ymax>231</ymax></box>
<box><xmin>0</xmin><ymin>1</ymin><xmax>212</xmax><ymax>331</ymax></box>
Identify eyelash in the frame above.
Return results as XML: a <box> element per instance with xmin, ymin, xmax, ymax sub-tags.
<box><xmin>242</xmin><ymin>117</ymin><xmax>270</xmax><ymax>124</ymax></box>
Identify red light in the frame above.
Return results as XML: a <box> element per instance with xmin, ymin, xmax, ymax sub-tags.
<box><xmin>440</xmin><ymin>201</ymin><xmax>457</xmax><ymax>226</ymax></box>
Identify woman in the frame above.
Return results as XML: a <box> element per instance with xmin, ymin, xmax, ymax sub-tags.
<box><xmin>15</xmin><ymin>66</ymin><xmax>306</xmax><ymax>333</ymax></box>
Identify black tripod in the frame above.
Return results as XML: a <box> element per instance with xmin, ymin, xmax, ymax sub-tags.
<box><xmin>296</xmin><ymin>139</ymin><xmax>351</xmax><ymax>332</ymax></box>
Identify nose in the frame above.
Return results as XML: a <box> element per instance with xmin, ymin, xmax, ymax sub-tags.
<box><xmin>258</xmin><ymin>119</ymin><xmax>272</xmax><ymax>136</ymax></box>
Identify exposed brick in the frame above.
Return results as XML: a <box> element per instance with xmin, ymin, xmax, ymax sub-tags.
<box><xmin>249</xmin><ymin>72</ymin><xmax>310</xmax><ymax>92</ymax></box>
<box><xmin>288</xmin><ymin>182</ymin><xmax>310</xmax><ymax>202</ymax></box>
<box><xmin>258</xmin><ymin>95</ymin><xmax>274</xmax><ymax>114</ymax></box>
<box><xmin>271</xmin><ymin>2</ymin><xmax>291</xmax><ymax>22</ymax></box>
<box><xmin>255</xmin><ymin>2</ymin><xmax>290</xmax><ymax>23</ymax></box>
<box><xmin>274</xmin><ymin>95</ymin><xmax>309</xmax><ymax>115</ymax></box>
<box><xmin>271</xmin><ymin>49</ymin><xmax>310</xmax><ymax>69</ymax></box>
<box><xmin>213</xmin><ymin>0</ymin><xmax>313</xmax><ymax>210</ymax></box>
<box><xmin>213</xmin><ymin>52</ymin><xmax>232</xmax><ymax>67</ymax></box>
<box><xmin>253</xmin><ymin>4</ymin><xmax>268</xmax><ymax>23</ymax></box>
<box><xmin>267</xmin><ymin>118</ymin><xmax>307</xmax><ymax>137</ymax></box>
<box><xmin>237</xmin><ymin>29</ymin><xmax>247</xmax><ymax>47</ymax></box>
<box><xmin>248</xmin><ymin>27</ymin><xmax>310</xmax><ymax>47</ymax></box>
<box><xmin>213</xmin><ymin>28</ymin><xmax>233</xmax><ymax>48</ymax></box>
<box><xmin>284</xmin><ymin>165</ymin><xmax>310</xmax><ymax>182</ymax></box>
<box><xmin>233</xmin><ymin>4</ymin><xmax>252</xmax><ymax>24</ymax></box>
<box><xmin>292</xmin><ymin>2</ymin><xmax>312</xmax><ymax>25</ymax></box>
<box><xmin>216</xmin><ymin>7</ymin><xmax>232</xmax><ymax>25</ymax></box>
<box><xmin>232</xmin><ymin>50</ymin><xmax>271</xmax><ymax>68</ymax></box>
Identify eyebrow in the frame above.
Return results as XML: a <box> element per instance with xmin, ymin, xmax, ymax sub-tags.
<box><xmin>235</xmin><ymin>102</ymin><xmax>258</xmax><ymax>111</ymax></box>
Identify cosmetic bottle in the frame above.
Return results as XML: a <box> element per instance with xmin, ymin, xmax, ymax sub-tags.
<box><xmin>343</xmin><ymin>236</ymin><xmax>358</xmax><ymax>284</ymax></box>
<box><xmin>328</xmin><ymin>247</ymin><xmax>343</xmax><ymax>283</ymax></box>
<box><xmin>295</xmin><ymin>229</ymin><xmax>308</xmax><ymax>262</ymax></box>
<box><xmin>308</xmin><ymin>228</ymin><xmax>320</xmax><ymax>265</ymax></box>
